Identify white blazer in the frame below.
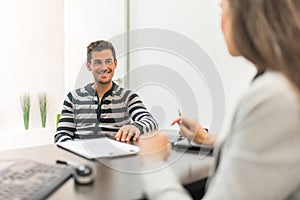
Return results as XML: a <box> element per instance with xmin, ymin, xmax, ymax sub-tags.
<box><xmin>143</xmin><ymin>71</ymin><xmax>300</xmax><ymax>200</ymax></box>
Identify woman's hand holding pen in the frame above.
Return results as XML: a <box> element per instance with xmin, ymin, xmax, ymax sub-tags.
<box><xmin>138</xmin><ymin>116</ymin><xmax>216</xmax><ymax>165</ymax></box>
<box><xmin>171</xmin><ymin>117</ymin><xmax>216</xmax><ymax>146</ymax></box>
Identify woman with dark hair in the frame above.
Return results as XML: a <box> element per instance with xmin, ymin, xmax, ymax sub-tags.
<box><xmin>138</xmin><ymin>0</ymin><xmax>300</xmax><ymax>199</ymax></box>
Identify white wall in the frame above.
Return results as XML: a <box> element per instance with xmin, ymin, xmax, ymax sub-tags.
<box><xmin>64</xmin><ymin>0</ymin><xmax>126</xmax><ymax>94</ymax></box>
<box><xmin>64</xmin><ymin>0</ymin><xmax>256</xmax><ymax>136</ymax></box>
<box><xmin>129</xmin><ymin>0</ymin><xmax>256</xmax><ymax>135</ymax></box>
<box><xmin>0</xmin><ymin>0</ymin><xmax>256</xmax><ymax>150</ymax></box>
<box><xmin>0</xmin><ymin>0</ymin><xmax>64</xmax><ymax>133</ymax></box>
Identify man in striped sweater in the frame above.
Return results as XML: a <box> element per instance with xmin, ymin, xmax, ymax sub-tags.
<box><xmin>55</xmin><ymin>40</ymin><xmax>158</xmax><ymax>143</ymax></box>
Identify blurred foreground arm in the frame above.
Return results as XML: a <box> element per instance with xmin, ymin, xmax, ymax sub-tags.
<box><xmin>138</xmin><ymin>132</ymin><xmax>171</xmax><ymax>165</ymax></box>
<box><xmin>138</xmin><ymin>133</ymin><xmax>192</xmax><ymax>200</ymax></box>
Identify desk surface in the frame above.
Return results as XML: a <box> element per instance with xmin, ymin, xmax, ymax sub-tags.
<box><xmin>0</xmin><ymin>144</ymin><xmax>213</xmax><ymax>200</ymax></box>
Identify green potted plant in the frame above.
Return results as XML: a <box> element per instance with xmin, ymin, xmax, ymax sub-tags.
<box><xmin>20</xmin><ymin>93</ymin><xmax>30</xmax><ymax>130</ymax></box>
<box><xmin>39</xmin><ymin>93</ymin><xmax>47</xmax><ymax>128</ymax></box>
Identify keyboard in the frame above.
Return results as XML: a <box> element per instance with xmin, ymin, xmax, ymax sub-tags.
<box><xmin>0</xmin><ymin>160</ymin><xmax>73</xmax><ymax>200</ymax></box>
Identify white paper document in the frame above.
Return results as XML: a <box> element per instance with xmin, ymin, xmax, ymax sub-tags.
<box><xmin>57</xmin><ymin>138</ymin><xmax>140</xmax><ymax>159</ymax></box>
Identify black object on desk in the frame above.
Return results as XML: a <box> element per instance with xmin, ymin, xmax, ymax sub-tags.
<box><xmin>56</xmin><ymin>159</ymin><xmax>95</xmax><ymax>185</ymax></box>
<box><xmin>170</xmin><ymin>135</ymin><xmax>214</xmax><ymax>154</ymax></box>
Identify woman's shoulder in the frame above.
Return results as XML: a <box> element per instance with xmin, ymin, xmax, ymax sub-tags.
<box><xmin>244</xmin><ymin>71</ymin><xmax>298</xmax><ymax>106</ymax></box>
<box><xmin>234</xmin><ymin>70</ymin><xmax>300</xmax><ymax>129</ymax></box>
<box><xmin>253</xmin><ymin>71</ymin><xmax>290</xmax><ymax>90</ymax></box>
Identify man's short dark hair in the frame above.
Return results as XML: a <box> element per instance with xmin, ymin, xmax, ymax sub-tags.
<box><xmin>87</xmin><ymin>40</ymin><xmax>116</xmax><ymax>63</ymax></box>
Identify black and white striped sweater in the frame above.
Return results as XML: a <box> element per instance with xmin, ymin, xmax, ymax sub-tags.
<box><xmin>55</xmin><ymin>82</ymin><xmax>158</xmax><ymax>142</ymax></box>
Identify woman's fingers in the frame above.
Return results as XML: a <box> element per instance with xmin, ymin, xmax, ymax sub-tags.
<box><xmin>179</xmin><ymin>123</ymin><xmax>194</xmax><ymax>139</ymax></box>
<box><xmin>171</xmin><ymin>117</ymin><xmax>182</xmax><ymax>125</ymax></box>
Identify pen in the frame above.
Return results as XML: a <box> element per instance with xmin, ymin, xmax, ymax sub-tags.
<box><xmin>178</xmin><ymin>108</ymin><xmax>182</xmax><ymax>118</ymax></box>
<box><xmin>56</xmin><ymin>159</ymin><xmax>78</xmax><ymax>167</ymax></box>
<box><xmin>174</xmin><ymin>108</ymin><xmax>185</xmax><ymax>145</ymax></box>
<box><xmin>177</xmin><ymin>108</ymin><xmax>191</xmax><ymax>145</ymax></box>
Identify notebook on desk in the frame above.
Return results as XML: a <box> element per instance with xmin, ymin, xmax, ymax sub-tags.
<box><xmin>57</xmin><ymin>137</ymin><xmax>140</xmax><ymax>160</ymax></box>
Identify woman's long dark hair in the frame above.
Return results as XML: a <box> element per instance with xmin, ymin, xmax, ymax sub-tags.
<box><xmin>229</xmin><ymin>0</ymin><xmax>300</xmax><ymax>94</ymax></box>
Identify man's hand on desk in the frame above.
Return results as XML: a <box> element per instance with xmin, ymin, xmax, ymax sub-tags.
<box><xmin>115</xmin><ymin>125</ymin><xmax>141</xmax><ymax>142</ymax></box>
<box><xmin>171</xmin><ymin>117</ymin><xmax>216</xmax><ymax>147</ymax></box>
<box><xmin>138</xmin><ymin>133</ymin><xmax>172</xmax><ymax>165</ymax></box>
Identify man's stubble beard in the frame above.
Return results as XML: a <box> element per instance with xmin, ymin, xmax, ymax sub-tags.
<box><xmin>97</xmin><ymin>77</ymin><xmax>113</xmax><ymax>85</ymax></box>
